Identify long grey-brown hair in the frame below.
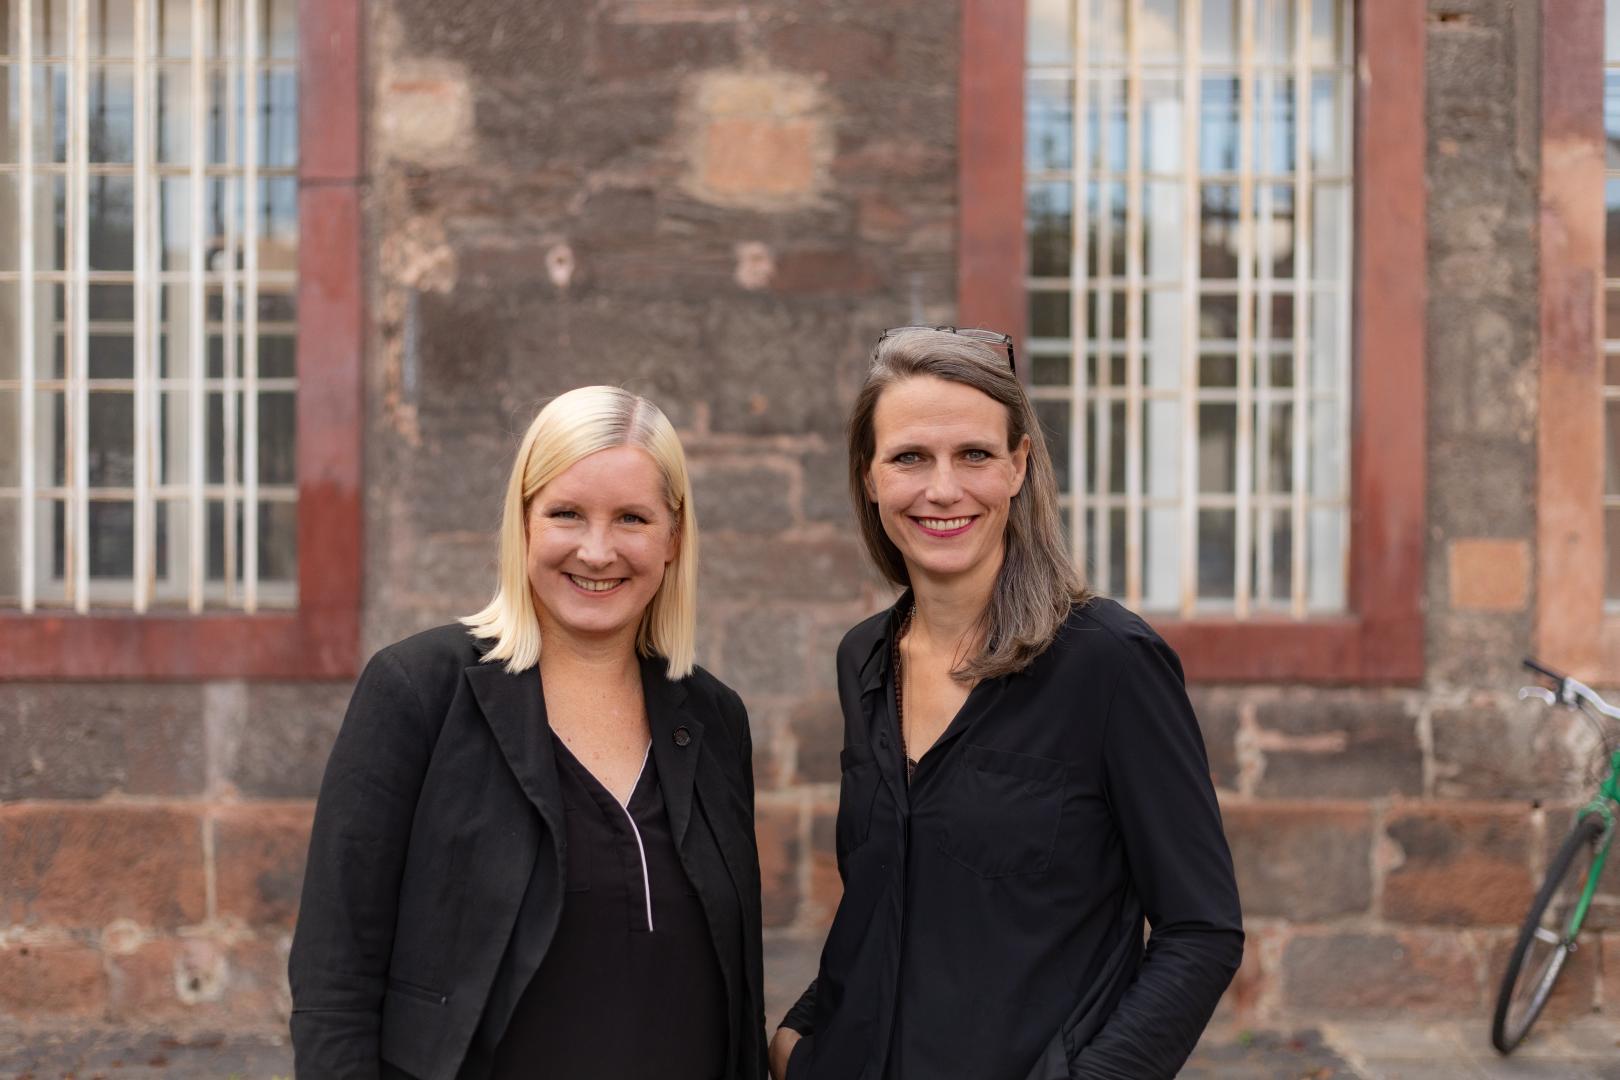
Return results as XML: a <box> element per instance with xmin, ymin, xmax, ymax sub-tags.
<box><xmin>847</xmin><ymin>328</ymin><xmax>1087</xmax><ymax>682</ymax></box>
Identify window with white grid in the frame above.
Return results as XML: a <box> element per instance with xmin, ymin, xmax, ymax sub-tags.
<box><xmin>0</xmin><ymin>0</ymin><xmax>297</xmax><ymax>614</ymax></box>
<box><xmin>1025</xmin><ymin>0</ymin><xmax>1352</xmax><ymax>617</ymax></box>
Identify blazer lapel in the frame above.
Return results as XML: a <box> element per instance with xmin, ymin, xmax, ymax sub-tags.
<box><xmin>643</xmin><ymin>655</ymin><xmax>703</xmax><ymax>850</ymax></box>
<box><xmin>464</xmin><ymin>661</ymin><xmax>565</xmax><ymax>840</ymax></box>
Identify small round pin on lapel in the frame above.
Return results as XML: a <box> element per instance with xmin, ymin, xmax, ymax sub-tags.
<box><xmin>673</xmin><ymin>726</ymin><xmax>691</xmax><ymax>747</ymax></box>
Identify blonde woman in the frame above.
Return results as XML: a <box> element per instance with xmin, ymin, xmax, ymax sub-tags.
<box><xmin>290</xmin><ymin>387</ymin><xmax>765</xmax><ymax>1080</ymax></box>
<box><xmin>770</xmin><ymin>329</ymin><xmax>1242</xmax><ymax>1080</ymax></box>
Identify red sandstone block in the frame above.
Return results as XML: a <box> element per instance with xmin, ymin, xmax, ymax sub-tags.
<box><xmin>213</xmin><ymin>804</ymin><xmax>316</xmax><ymax>928</ymax></box>
<box><xmin>1211</xmin><ymin>925</ymin><xmax>1270</xmax><ymax>1025</ymax></box>
<box><xmin>755</xmin><ymin>801</ymin><xmax>802</xmax><ymax>929</ymax></box>
<box><xmin>1481</xmin><ymin>928</ymin><xmax>1597</xmax><ymax>1025</ymax></box>
<box><xmin>1223</xmin><ymin>802</ymin><xmax>1375</xmax><ymax>920</ymax></box>
<box><xmin>1381</xmin><ymin>806</ymin><xmax>1536</xmax><ymax>926</ymax></box>
<box><xmin>1281</xmin><ymin>931</ymin><xmax>1483</xmax><ymax>1015</ymax></box>
<box><xmin>807</xmin><ymin>800</ymin><xmax>842</xmax><ymax>928</ymax></box>
<box><xmin>0</xmin><ymin>940</ymin><xmax>107</xmax><ymax>1020</ymax></box>
<box><xmin>107</xmin><ymin>934</ymin><xmax>290</xmax><ymax>1028</ymax></box>
<box><xmin>0</xmin><ymin>805</ymin><xmax>206</xmax><ymax>929</ymax></box>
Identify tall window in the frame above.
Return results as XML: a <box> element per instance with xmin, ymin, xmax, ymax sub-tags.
<box><xmin>1024</xmin><ymin>0</ymin><xmax>1353</xmax><ymax>617</ymax></box>
<box><xmin>0</xmin><ymin>0</ymin><xmax>298</xmax><ymax>614</ymax></box>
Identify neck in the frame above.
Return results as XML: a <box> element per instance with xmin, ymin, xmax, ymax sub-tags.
<box><xmin>535</xmin><ymin>613</ymin><xmax>643</xmax><ymax>686</ymax></box>
<box><xmin>906</xmin><ymin>545</ymin><xmax>1002</xmax><ymax>655</ymax></box>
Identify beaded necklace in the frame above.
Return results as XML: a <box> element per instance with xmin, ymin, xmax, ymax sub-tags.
<box><xmin>893</xmin><ymin>602</ymin><xmax>918</xmax><ymax>783</ymax></box>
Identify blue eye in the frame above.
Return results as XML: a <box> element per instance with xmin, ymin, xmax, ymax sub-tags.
<box><xmin>620</xmin><ymin>513</ymin><xmax>648</xmax><ymax>524</ymax></box>
<box><xmin>549</xmin><ymin>509</ymin><xmax>580</xmax><ymax>520</ymax></box>
<box><xmin>894</xmin><ymin>452</ymin><xmax>923</xmax><ymax>465</ymax></box>
<box><xmin>963</xmin><ymin>449</ymin><xmax>991</xmax><ymax>462</ymax></box>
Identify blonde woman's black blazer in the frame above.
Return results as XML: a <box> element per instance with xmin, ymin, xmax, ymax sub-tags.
<box><xmin>288</xmin><ymin>624</ymin><xmax>767</xmax><ymax>1080</ymax></box>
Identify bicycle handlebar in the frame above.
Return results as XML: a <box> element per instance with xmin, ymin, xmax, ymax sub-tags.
<box><xmin>1523</xmin><ymin>657</ymin><xmax>1620</xmax><ymax>722</ymax></box>
<box><xmin>1524</xmin><ymin>657</ymin><xmax>1566</xmax><ymax>683</ymax></box>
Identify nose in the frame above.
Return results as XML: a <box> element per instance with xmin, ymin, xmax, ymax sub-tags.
<box><xmin>575</xmin><ymin>524</ymin><xmax>615</xmax><ymax>569</ymax></box>
<box><xmin>924</xmin><ymin>459</ymin><xmax>963</xmax><ymax>505</ymax></box>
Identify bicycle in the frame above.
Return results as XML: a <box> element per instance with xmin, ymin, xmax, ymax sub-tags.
<box><xmin>1490</xmin><ymin>658</ymin><xmax>1620</xmax><ymax>1055</ymax></box>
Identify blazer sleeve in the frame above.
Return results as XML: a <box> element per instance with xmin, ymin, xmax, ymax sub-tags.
<box><xmin>288</xmin><ymin>647</ymin><xmax>441</xmax><ymax>1080</ymax></box>
<box><xmin>1067</xmin><ymin>629</ymin><xmax>1244</xmax><ymax>1079</ymax></box>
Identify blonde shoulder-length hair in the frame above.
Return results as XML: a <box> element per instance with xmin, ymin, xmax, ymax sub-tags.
<box><xmin>461</xmin><ymin>385</ymin><xmax>699</xmax><ymax>679</ymax></box>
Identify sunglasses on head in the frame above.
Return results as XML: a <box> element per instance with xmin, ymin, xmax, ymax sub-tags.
<box><xmin>876</xmin><ymin>325</ymin><xmax>1017</xmax><ymax>375</ymax></box>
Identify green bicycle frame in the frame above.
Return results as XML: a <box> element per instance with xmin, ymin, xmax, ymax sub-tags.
<box><xmin>1564</xmin><ymin>748</ymin><xmax>1620</xmax><ymax>941</ymax></box>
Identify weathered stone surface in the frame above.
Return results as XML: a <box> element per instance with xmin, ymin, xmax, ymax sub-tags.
<box><xmin>1381</xmin><ymin>806</ymin><xmax>1535</xmax><ymax>926</ymax></box>
<box><xmin>807</xmin><ymin>800</ymin><xmax>842</xmax><ymax>927</ymax></box>
<box><xmin>691</xmin><ymin>461</ymin><xmax>797</xmax><ymax>534</ymax></box>
<box><xmin>226</xmin><ymin>683</ymin><xmax>352</xmax><ymax>799</ymax></box>
<box><xmin>1254</xmin><ymin>698</ymin><xmax>1424</xmax><ymax>798</ymax></box>
<box><xmin>680</xmin><ymin>70</ymin><xmax>833</xmax><ymax>210</ymax></box>
<box><xmin>756</xmin><ymin>801</ymin><xmax>802</xmax><ymax>929</ymax></box>
<box><xmin>213</xmin><ymin>805</ymin><xmax>316</xmax><ymax>929</ymax></box>
<box><xmin>1188</xmin><ymin>688</ymin><xmax>1240</xmax><ymax>792</ymax></box>
<box><xmin>0</xmin><ymin>940</ymin><xmax>106</xmax><ymax>1020</ymax></box>
<box><xmin>721</xmin><ymin>608</ymin><xmax>812</xmax><ymax>700</ymax></box>
<box><xmin>0</xmin><ymin>806</ymin><xmax>207</xmax><ymax>929</ymax></box>
<box><xmin>1223</xmin><ymin>803</ymin><xmax>1374</xmax><ymax>920</ymax></box>
<box><xmin>699</xmin><ymin>535</ymin><xmax>873</xmax><ymax>603</ymax></box>
<box><xmin>589</xmin><ymin>15</ymin><xmax>739</xmax><ymax>80</ymax></box>
<box><xmin>106</xmin><ymin>934</ymin><xmax>290</xmax><ymax>1029</ymax></box>
<box><xmin>1280</xmin><ymin>932</ymin><xmax>1482</xmax><ymax>1015</ymax></box>
<box><xmin>802</xmin><ymin>446</ymin><xmax>854</xmax><ymax>524</ymax></box>
<box><xmin>1431</xmin><ymin>701</ymin><xmax>1583</xmax><ymax>801</ymax></box>
<box><xmin>788</xmin><ymin>694</ymin><xmax>842</xmax><ymax>784</ymax></box>
<box><xmin>0</xmin><ymin>684</ymin><xmax>206</xmax><ymax>800</ymax></box>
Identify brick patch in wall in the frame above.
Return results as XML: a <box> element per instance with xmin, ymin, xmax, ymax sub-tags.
<box><xmin>1448</xmin><ymin>538</ymin><xmax>1531</xmax><ymax>612</ymax></box>
<box><xmin>681</xmin><ymin>70</ymin><xmax>832</xmax><ymax>209</ymax></box>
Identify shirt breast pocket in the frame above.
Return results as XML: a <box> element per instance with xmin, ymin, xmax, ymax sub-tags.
<box><xmin>938</xmin><ymin>743</ymin><xmax>1069</xmax><ymax>878</ymax></box>
<box><xmin>836</xmin><ymin>742</ymin><xmax>881</xmax><ymax>858</ymax></box>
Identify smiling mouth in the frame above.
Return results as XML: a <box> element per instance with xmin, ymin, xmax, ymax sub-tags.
<box><xmin>911</xmin><ymin>515</ymin><xmax>977</xmax><ymax>537</ymax></box>
<box><xmin>566</xmin><ymin>573</ymin><xmax>626</xmax><ymax>594</ymax></box>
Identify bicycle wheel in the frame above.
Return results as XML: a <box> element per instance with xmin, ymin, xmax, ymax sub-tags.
<box><xmin>1491</xmin><ymin>813</ymin><xmax>1606</xmax><ymax>1054</ymax></box>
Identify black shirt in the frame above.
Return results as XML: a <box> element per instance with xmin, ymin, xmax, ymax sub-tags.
<box><xmin>492</xmin><ymin>735</ymin><xmax>728</xmax><ymax>1079</ymax></box>
<box><xmin>781</xmin><ymin>596</ymin><xmax>1244</xmax><ymax>1080</ymax></box>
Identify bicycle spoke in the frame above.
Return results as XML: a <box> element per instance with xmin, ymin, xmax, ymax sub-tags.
<box><xmin>1532</xmin><ymin>927</ymin><xmax>1561</xmax><ymax>945</ymax></box>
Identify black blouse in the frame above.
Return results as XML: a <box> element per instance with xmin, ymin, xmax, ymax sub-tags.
<box><xmin>491</xmin><ymin>735</ymin><xmax>728</xmax><ymax>1079</ymax></box>
<box><xmin>781</xmin><ymin>596</ymin><xmax>1244</xmax><ymax>1080</ymax></box>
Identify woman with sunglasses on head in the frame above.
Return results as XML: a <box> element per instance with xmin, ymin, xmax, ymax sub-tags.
<box><xmin>290</xmin><ymin>386</ymin><xmax>766</xmax><ymax>1080</ymax></box>
<box><xmin>768</xmin><ymin>328</ymin><xmax>1243</xmax><ymax>1080</ymax></box>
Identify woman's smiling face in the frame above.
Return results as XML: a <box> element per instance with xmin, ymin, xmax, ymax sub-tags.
<box><xmin>525</xmin><ymin>445</ymin><xmax>678</xmax><ymax>645</ymax></box>
<box><xmin>865</xmin><ymin>375</ymin><xmax>1029</xmax><ymax>585</ymax></box>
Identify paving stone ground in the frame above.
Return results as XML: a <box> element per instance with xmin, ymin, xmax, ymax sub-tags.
<box><xmin>3</xmin><ymin>1018</ymin><xmax>1619</xmax><ymax>1079</ymax></box>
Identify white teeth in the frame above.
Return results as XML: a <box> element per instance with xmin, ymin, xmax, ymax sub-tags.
<box><xmin>567</xmin><ymin>574</ymin><xmax>623</xmax><ymax>592</ymax></box>
<box><xmin>918</xmin><ymin>517</ymin><xmax>973</xmax><ymax>530</ymax></box>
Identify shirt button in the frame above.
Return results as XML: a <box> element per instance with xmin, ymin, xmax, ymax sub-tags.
<box><xmin>673</xmin><ymin>726</ymin><xmax>691</xmax><ymax>747</ymax></box>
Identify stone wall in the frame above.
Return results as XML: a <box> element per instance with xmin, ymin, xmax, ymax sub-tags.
<box><xmin>2</xmin><ymin>0</ymin><xmax>1608</xmax><ymax>1040</ymax></box>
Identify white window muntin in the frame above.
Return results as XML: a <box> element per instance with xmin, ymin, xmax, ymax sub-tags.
<box><xmin>1026</xmin><ymin>0</ymin><xmax>1353</xmax><ymax>617</ymax></box>
<box><xmin>0</xmin><ymin>0</ymin><xmax>299</xmax><ymax>613</ymax></box>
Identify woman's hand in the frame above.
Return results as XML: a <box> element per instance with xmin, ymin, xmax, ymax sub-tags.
<box><xmin>768</xmin><ymin>1027</ymin><xmax>802</xmax><ymax>1080</ymax></box>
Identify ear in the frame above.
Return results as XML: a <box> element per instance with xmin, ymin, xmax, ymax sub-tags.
<box><xmin>1010</xmin><ymin>433</ymin><xmax>1031</xmax><ymax>497</ymax></box>
<box><xmin>665</xmin><ymin>514</ymin><xmax>682</xmax><ymax>566</ymax></box>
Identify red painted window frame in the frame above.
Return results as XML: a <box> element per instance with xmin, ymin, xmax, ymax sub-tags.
<box><xmin>959</xmin><ymin>0</ymin><xmax>1426</xmax><ymax>683</ymax></box>
<box><xmin>1533</xmin><ymin>0</ymin><xmax>1618</xmax><ymax>682</ymax></box>
<box><xmin>0</xmin><ymin>0</ymin><xmax>364</xmax><ymax>680</ymax></box>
